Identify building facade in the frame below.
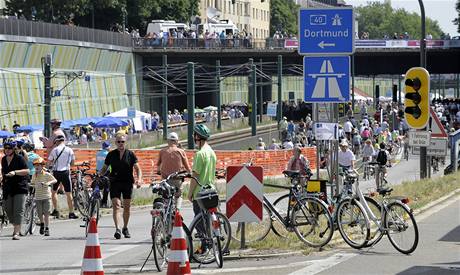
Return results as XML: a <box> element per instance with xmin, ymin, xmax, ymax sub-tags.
<box><xmin>199</xmin><ymin>0</ymin><xmax>270</xmax><ymax>39</ymax></box>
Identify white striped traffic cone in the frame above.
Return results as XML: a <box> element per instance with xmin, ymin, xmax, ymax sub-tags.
<box><xmin>81</xmin><ymin>217</ymin><xmax>104</xmax><ymax>275</ymax></box>
<box><xmin>167</xmin><ymin>210</ymin><xmax>191</xmax><ymax>275</ymax></box>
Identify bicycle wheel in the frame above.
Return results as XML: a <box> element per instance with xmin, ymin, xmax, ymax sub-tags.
<box><xmin>214</xmin><ymin>212</ymin><xmax>231</xmax><ymax>253</ymax></box>
<box><xmin>20</xmin><ymin>201</ymin><xmax>33</xmax><ymax>236</ymax></box>
<box><xmin>85</xmin><ymin>199</ymin><xmax>100</xmax><ymax>236</ymax></box>
<box><xmin>385</xmin><ymin>201</ymin><xmax>419</xmax><ymax>254</ymax></box>
<box><xmin>212</xmin><ymin>228</ymin><xmax>223</xmax><ymax>268</ymax></box>
<box><xmin>230</xmin><ymin>204</ymin><xmax>271</xmax><ymax>243</ymax></box>
<box><xmin>362</xmin><ymin>196</ymin><xmax>384</xmax><ymax>247</ymax></box>
<box><xmin>336</xmin><ymin>198</ymin><xmax>370</xmax><ymax>249</ymax></box>
<box><xmin>291</xmin><ymin>197</ymin><xmax>333</xmax><ymax>248</ymax></box>
<box><xmin>151</xmin><ymin>216</ymin><xmax>167</xmax><ymax>272</ymax></box>
<box><xmin>75</xmin><ymin>189</ymin><xmax>90</xmax><ymax>218</ymax></box>
<box><xmin>29</xmin><ymin>205</ymin><xmax>38</xmax><ymax>234</ymax></box>
<box><xmin>272</xmin><ymin>194</ymin><xmax>293</xmax><ymax>238</ymax></box>
<box><xmin>189</xmin><ymin>213</ymin><xmax>216</xmax><ymax>264</ymax></box>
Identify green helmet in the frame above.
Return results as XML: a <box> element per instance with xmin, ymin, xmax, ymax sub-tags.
<box><xmin>194</xmin><ymin>124</ymin><xmax>211</xmax><ymax>140</ymax></box>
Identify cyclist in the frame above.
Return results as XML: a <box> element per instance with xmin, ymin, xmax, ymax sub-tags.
<box><xmin>187</xmin><ymin>124</ymin><xmax>216</xmax><ymax>254</ymax></box>
<box><xmin>286</xmin><ymin>146</ymin><xmax>311</xmax><ymax>185</ymax></box>
<box><xmin>157</xmin><ymin>132</ymin><xmax>191</xmax><ymax>210</ymax></box>
<box><xmin>47</xmin><ymin>135</ymin><xmax>79</xmax><ymax>219</ymax></box>
<box><xmin>1</xmin><ymin>141</ymin><xmax>30</xmax><ymax>240</ymax></box>
<box><xmin>375</xmin><ymin>142</ymin><xmax>390</xmax><ymax>189</ymax></box>
<box><xmin>96</xmin><ymin>141</ymin><xmax>111</xmax><ymax>208</ymax></box>
<box><xmin>338</xmin><ymin>141</ymin><xmax>356</xmax><ymax>171</ymax></box>
<box><xmin>30</xmin><ymin>157</ymin><xmax>56</xmax><ymax>236</ymax></box>
<box><xmin>362</xmin><ymin>139</ymin><xmax>375</xmax><ymax>162</ymax></box>
<box><xmin>98</xmin><ymin>133</ymin><xmax>143</xmax><ymax>239</ymax></box>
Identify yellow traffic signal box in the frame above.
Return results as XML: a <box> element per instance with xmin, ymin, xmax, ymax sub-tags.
<box><xmin>404</xmin><ymin>67</ymin><xmax>430</xmax><ymax>129</ymax></box>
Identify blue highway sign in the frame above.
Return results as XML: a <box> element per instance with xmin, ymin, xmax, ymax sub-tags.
<box><xmin>304</xmin><ymin>56</ymin><xmax>350</xmax><ymax>103</ymax></box>
<box><xmin>299</xmin><ymin>7</ymin><xmax>355</xmax><ymax>55</ymax></box>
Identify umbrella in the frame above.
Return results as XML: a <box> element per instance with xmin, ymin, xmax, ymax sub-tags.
<box><xmin>194</xmin><ymin>108</ymin><xmax>205</xmax><ymax>113</ymax></box>
<box><xmin>92</xmin><ymin>117</ymin><xmax>129</xmax><ymax>128</ymax></box>
<box><xmin>228</xmin><ymin>101</ymin><xmax>247</xmax><ymax>107</ymax></box>
<box><xmin>0</xmin><ymin>130</ymin><xmax>15</xmax><ymax>139</ymax></box>
<box><xmin>203</xmin><ymin>106</ymin><xmax>218</xmax><ymax>112</ymax></box>
<box><xmin>16</xmin><ymin>124</ymin><xmax>43</xmax><ymax>132</ymax></box>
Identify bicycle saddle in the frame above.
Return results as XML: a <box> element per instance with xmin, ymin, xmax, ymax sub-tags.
<box><xmin>377</xmin><ymin>187</ymin><xmax>393</xmax><ymax>196</ymax></box>
<box><xmin>368</xmin><ymin>162</ymin><xmax>380</xmax><ymax>166</ymax></box>
<box><xmin>283</xmin><ymin>170</ymin><xmax>301</xmax><ymax>178</ymax></box>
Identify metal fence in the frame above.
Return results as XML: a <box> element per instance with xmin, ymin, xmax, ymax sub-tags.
<box><xmin>132</xmin><ymin>37</ymin><xmax>294</xmax><ymax>50</ymax></box>
<box><xmin>0</xmin><ymin>18</ymin><xmax>132</xmax><ymax>48</ymax></box>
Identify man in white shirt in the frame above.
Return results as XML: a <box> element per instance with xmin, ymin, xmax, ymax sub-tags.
<box><xmin>47</xmin><ymin>135</ymin><xmax>78</xmax><ymax>219</ymax></box>
<box><xmin>338</xmin><ymin>141</ymin><xmax>356</xmax><ymax>170</ymax></box>
<box><xmin>343</xmin><ymin>119</ymin><xmax>353</xmax><ymax>141</ymax></box>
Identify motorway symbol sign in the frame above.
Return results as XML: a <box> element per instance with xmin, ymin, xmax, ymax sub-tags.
<box><xmin>304</xmin><ymin>56</ymin><xmax>350</xmax><ymax>102</ymax></box>
<box><xmin>429</xmin><ymin>108</ymin><xmax>448</xmax><ymax>138</ymax></box>
<box><xmin>298</xmin><ymin>7</ymin><xmax>355</xmax><ymax>55</ymax></box>
<box><xmin>408</xmin><ymin>131</ymin><xmax>431</xmax><ymax>147</ymax></box>
<box><xmin>226</xmin><ymin>166</ymin><xmax>263</xmax><ymax>222</ymax></box>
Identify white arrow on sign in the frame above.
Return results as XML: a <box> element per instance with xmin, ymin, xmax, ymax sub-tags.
<box><xmin>318</xmin><ymin>41</ymin><xmax>336</xmax><ymax>48</ymax></box>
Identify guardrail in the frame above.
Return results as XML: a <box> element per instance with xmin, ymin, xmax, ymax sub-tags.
<box><xmin>0</xmin><ymin>18</ymin><xmax>132</xmax><ymax>47</ymax></box>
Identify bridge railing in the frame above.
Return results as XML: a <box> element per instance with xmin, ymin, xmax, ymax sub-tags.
<box><xmin>0</xmin><ymin>17</ymin><xmax>132</xmax><ymax>47</ymax></box>
<box><xmin>132</xmin><ymin>37</ymin><xmax>296</xmax><ymax>50</ymax></box>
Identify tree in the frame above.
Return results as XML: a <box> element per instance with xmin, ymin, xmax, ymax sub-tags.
<box><xmin>454</xmin><ymin>0</ymin><xmax>460</xmax><ymax>33</ymax></box>
<box><xmin>270</xmin><ymin>0</ymin><xmax>299</xmax><ymax>36</ymax></box>
<box><xmin>355</xmin><ymin>2</ymin><xmax>444</xmax><ymax>39</ymax></box>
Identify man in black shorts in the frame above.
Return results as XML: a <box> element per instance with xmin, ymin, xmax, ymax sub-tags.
<box><xmin>98</xmin><ymin>133</ymin><xmax>142</xmax><ymax>239</ymax></box>
<box><xmin>47</xmin><ymin>135</ymin><xmax>78</xmax><ymax>219</ymax></box>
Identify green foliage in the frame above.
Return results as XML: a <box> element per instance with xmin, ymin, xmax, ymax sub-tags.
<box><xmin>455</xmin><ymin>0</ymin><xmax>460</xmax><ymax>33</ymax></box>
<box><xmin>355</xmin><ymin>2</ymin><xmax>444</xmax><ymax>39</ymax></box>
<box><xmin>270</xmin><ymin>0</ymin><xmax>299</xmax><ymax>36</ymax></box>
<box><xmin>5</xmin><ymin>0</ymin><xmax>200</xmax><ymax>33</ymax></box>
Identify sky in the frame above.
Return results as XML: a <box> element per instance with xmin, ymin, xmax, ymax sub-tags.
<box><xmin>345</xmin><ymin>0</ymin><xmax>459</xmax><ymax>36</ymax></box>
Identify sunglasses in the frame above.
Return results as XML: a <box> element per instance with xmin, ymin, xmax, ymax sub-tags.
<box><xmin>116</xmin><ymin>140</ymin><xmax>125</xmax><ymax>144</ymax></box>
<box><xmin>3</xmin><ymin>147</ymin><xmax>13</xmax><ymax>150</ymax></box>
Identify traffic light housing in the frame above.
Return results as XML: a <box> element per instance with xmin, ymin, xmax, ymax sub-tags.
<box><xmin>404</xmin><ymin>67</ymin><xmax>430</xmax><ymax>129</ymax></box>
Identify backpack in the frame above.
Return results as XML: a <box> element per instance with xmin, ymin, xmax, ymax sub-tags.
<box><xmin>376</xmin><ymin>150</ymin><xmax>387</xmax><ymax>165</ymax></box>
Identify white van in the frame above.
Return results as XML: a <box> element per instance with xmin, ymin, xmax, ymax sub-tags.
<box><xmin>146</xmin><ymin>20</ymin><xmax>187</xmax><ymax>35</ymax></box>
<box><xmin>197</xmin><ymin>19</ymin><xmax>238</xmax><ymax>35</ymax></box>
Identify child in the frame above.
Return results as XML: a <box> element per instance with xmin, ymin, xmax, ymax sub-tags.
<box><xmin>30</xmin><ymin>157</ymin><xmax>57</xmax><ymax>236</ymax></box>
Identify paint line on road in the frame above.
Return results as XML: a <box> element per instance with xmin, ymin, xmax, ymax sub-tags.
<box><xmin>288</xmin><ymin>253</ymin><xmax>356</xmax><ymax>275</ymax></box>
<box><xmin>171</xmin><ymin>260</ymin><xmax>310</xmax><ymax>274</ymax></box>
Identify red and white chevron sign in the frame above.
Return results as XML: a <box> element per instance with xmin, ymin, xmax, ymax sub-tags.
<box><xmin>226</xmin><ymin>166</ymin><xmax>263</xmax><ymax>222</ymax></box>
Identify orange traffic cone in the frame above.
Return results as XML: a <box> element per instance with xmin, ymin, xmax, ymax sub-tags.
<box><xmin>167</xmin><ymin>211</ymin><xmax>191</xmax><ymax>275</ymax></box>
<box><xmin>81</xmin><ymin>217</ymin><xmax>104</xmax><ymax>275</ymax></box>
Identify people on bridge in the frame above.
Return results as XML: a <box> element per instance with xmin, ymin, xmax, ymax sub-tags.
<box><xmin>255</xmin><ymin>137</ymin><xmax>266</xmax><ymax>150</ymax></box>
<box><xmin>282</xmin><ymin>138</ymin><xmax>294</xmax><ymax>150</ymax></box>
<box><xmin>1</xmin><ymin>141</ymin><xmax>30</xmax><ymax>240</ymax></box>
<box><xmin>187</xmin><ymin>124</ymin><xmax>216</xmax><ymax>255</ymax></box>
<box><xmin>30</xmin><ymin>157</ymin><xmax>56</xmax><ymax>236</ymax></box>
<box><xmin>98</xmin><ymin>133</ymin><xmax>142</xmax><ymax>239</ymax></box>
<box><xmin>157</xmin><ymin>132</ymin><xmax>191</xmax><ymax>210</ymax></box>
<box><xmin>47</xmin><ymin>135</ymin><xmax>78</xmax><ymax>220</ymax></box>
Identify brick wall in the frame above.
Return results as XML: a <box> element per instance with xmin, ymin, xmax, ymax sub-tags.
<box><xmin>37</xmin><ymin>147</ymin><xmax>317</xmax><ymax>183</ymax></box>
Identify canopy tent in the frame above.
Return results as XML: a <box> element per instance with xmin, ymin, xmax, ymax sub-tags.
<box><xmin>92</xmin><ymin>117</ymin><xmax>129</xmax><ymax>128</ymax></box>
<box><xmin>16</xmin><ymin>124</ymin><xmax>43</xmax><ymax>132</ymax></box>
<box><xmin>0</xmin><ymin>130</ymin><xmax>15</xmax><ymax>139</ymax></box>
<box><xmin>107</xmin><ymin>108</ymin><xmax>152</xmax><ymax>132</ymax></box>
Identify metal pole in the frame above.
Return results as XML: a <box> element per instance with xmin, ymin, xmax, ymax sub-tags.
<box><xmin>43</xmin><ymin>54</ymin><xmax>52</xmax><ymax>138</ymax></box>
<box><xmin>248</xmin><ymin>58</ymin><xmax>253</xmax><ymax>128</ymax></box>
<box><xmin>216</xmin><ymin>60</ymin><xmax>222</xmax><ymax>130</ymax></box>
<box><xmin>187</xmin><ymin>62</ymin><xmax>195</xmax><ymax>149</ymax></box>
<box><xmin>372</xmin><ymin>75</ymin><xmax>376</xmax><ymax>109</ymax></box>
<box><xmin>277</xmin><ymin>55</ymin><xmax>283</xmax><ymax>126</ymax></box>
<box><xmin>259</xmin><ymin>59</ymin><xmax>264</xmax><ymax>124</ymax></box>
<box><xmin>457</xmin><ymin>74</ymin><xmax>460</xmax><ymax>98</ymax></box>
<box><xmin>315</xmin><ymin>103</ymin><xmax>320</xmax><ymax>180</ymax></box>
<box><xmin>418</xmin><ymin>0</ymin><xmax>427</xmax><ymax>179</ymax></box>
<box><xmin>251</xmin><ymin>62</ymin><xmax>257</xmax><ymax>136</ymax></box>
<box><xmin>162</xmin><ymin>55</ymin><xmax>168</xmax><ymax>141</ymax></box>
<box><xmin>398</xmin><ymin>75</ymin><xmax>402</xmax><ymax>106</ymax></box>
<box><xmin>351</xmin><ymin>54</ymin><xmax>355</xmax><ymax>112</ymax></box>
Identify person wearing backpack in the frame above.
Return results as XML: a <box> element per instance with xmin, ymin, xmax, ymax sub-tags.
<box><xmin>375</xmin><ymin>142</ymin><xmax>390</xmax><ymax>189</ymax></box>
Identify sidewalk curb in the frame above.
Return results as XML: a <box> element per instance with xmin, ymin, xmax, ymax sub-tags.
<box><xmin>412</xmin><ymin>188</ymin><xmax>460</xmax><ymax>216</ymax></box>
<box><xmin>224</xmin><ymin>250</ymin><xmax>303</xmax><ymax>260</ymax></box>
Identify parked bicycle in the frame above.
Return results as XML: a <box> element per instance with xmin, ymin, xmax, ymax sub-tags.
<box><xmin>142</xmin><ymin>171</ymin><xmax>192</xmax><ymax>272</ymax></box>
<box><xmin>0</xmin><ymin>188</ymin><xmax>8</xmax><ymax>234</ymax></box>
<box><xmin>20</xmin><ymin>187</ymin><xmax>39</xmax><ymax>236</ymax></box>
<box><xmin>82</xmin><ymin>174</ymin><xmax>108</xmax><ymax>236</ymax></box>
<box><xmin>71</xmin><ymin>162</ymin><xmax>91</xmax><ymax>218</ymax></box>
<box><xmin>362</xmin><ymin>161</ymin><xmax>376</xmax><ymax>181</ymax></box>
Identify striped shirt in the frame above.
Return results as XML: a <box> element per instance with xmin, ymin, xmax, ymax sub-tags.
<box><xmin>30</xmin><ymin>172</ymin><xmax>56</xmax><ymax>200</ymax></box>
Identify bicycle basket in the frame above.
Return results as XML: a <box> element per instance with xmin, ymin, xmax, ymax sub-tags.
<box><xmin>196</xmin><ymin>187</ymin><xmax>219</xmax><ymax>210</ymax></box>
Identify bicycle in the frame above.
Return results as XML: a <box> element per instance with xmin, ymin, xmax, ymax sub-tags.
<box><xmin>82</xmin><ymin>174</ymin><xmax>107</xmax><ymax>236</ymax></box>
<box><xmin>186</xmin><ymin>172</ymin><xmax>231</xmax><ymax>268</ymax></box>
<box><xmin>357</xmin><ymin>183</ymin><xmax>419</xmax><ymax>254</ymax></box>
<box><xmin>249</xmin><ymin>170</ymin><xmax>334</xmax><ymax>248</ymax></box>
<box><xmin>71</xmin><ymin>162</ymin><xmax>91</xmax><ymax>218</ymax></box>
<box><xmin>20</xmin><ymin>187</ymin><xmax>39</xmax><ymax>236</ymax></box>
<box><xmin>0</xmin><ymin>188</ymin><xmax>9</xmax><ymax>234</ymax></box>
<box><xmin>362</xmin><ymin>160</ymin><xmax>375</xmax><ymax>181</ymax></box>
<box><xmin>370</xmin><ymin>162</ymin><xmax>389</xmax><ymax>190</ymax></box>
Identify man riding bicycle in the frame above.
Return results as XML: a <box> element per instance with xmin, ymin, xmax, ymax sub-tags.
<box><xmin>375</xmin><ymin>142</ymin><xmax>390</xmax><ymax>189</ymax></box>
<box><xmin>187</xmin><ymin>124</ymin><xmax>216</xmax><ymax>254</ymax></box>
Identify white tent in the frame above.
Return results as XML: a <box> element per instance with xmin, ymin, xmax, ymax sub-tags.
<box><xmin>107</xmin><ymin>108</ymin><xmax>152</xmax><ymax>131</ymax></box>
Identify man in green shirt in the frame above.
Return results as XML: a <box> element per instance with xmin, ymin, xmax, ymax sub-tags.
<box><xmin>187</xmin><ymin>124</ymin><xmax>216</xmax><ymax>254</ymax></box>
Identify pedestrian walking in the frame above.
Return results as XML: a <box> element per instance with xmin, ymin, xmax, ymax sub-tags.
<box><xmin>157</xmin><ymin>132</ymin><xmax>191</xmax><ymax>210</ymax></box>
<box><xmin>47</xmin><ymin>135</ymin><xmax>78</xmax><ymax>219</ymax></box>
<box><xmin>1</xmin><ymin>141</ymin><xmax>30</xmax><ymax>240</ymax></box>
<box><xmin>98</xmin><ymin>133</ymin><xmax>142</xmax><ymax>239</ymax></box>
<box><xmin>30</xmin><ymin>157</ymin><xmax>56</xmax><ymax>236</ymax></box>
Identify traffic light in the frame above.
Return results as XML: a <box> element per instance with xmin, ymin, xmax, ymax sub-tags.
<box><xmin>404</xmin><ymin>67</ymin><xmax>430</xmax><ymax>129</ymax></box>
